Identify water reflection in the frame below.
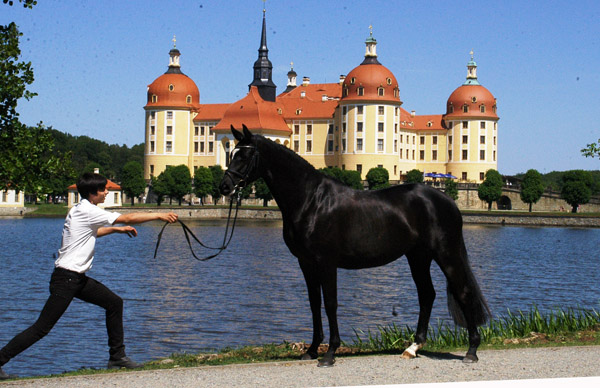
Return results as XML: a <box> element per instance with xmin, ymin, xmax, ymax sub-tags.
<box><xmin>0</xmin><ymin>218</ymin><xmax>598</xmax><ymax>377</ymax></box>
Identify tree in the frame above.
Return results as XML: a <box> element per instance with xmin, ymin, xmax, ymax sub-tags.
<box><xmin>167</xmin><ymin>165</ymin><xmax>192</xmax><ymax>206</ymax></box>
<box><xmin>319</xmin><ymin>167</ymin><xmax>363</xmax><ymax>190</ymax></box>
<box><xmin>520</xmin><ymin>169</ymin><xmax>545</xmax><ymax>212</ymax></box>
<box><xmin>477</xmin><ymin>169</ymin><xmax>503</xmax><ymax>210</ymax></box>
<box><xmin>444</xmin><ymin>178</ymin><xmax>459</xmax><ymax>200</ymax></box>
<box><xmin>405</xmin><ymin>169</ymin><xmax>424</xmax><ymax>184</ymax></box>
<box><xmin>561</xmin><ymin>170</ymin><xmax>594</xmax><ymax>213</ymax></box>
<box><xmin>193</xmin><ymin>166</ymin><xmax>213</xmax><ymax>205</ymax></box>
<box><xmin>0</xmin><ymin>21</ymin><xmax>64</xmax><ymax>195</ymax></box>
<box><xmin>120</xmin><ymin>161</ymin><xmax>146</xmax><ymax>206</ymax></box>
<box><xmin>209</xmin><ymin>165</ymin><xmax>224</xmax><ymax>205</ymax></box>
<box><xmin>366</xmin><ymin>167</ymin><xmax>390</xmax><ymax>190</ymax></box>
<box><xmin>254</xmin><ymin>178</ymin><xmax>272</xmax><ymax>207</ymax></box>
<box><xmin>581</xmin><ymin>139</ymin><xmax>600</xmax><ymax>160</ymax></box>
<box><xmin>151</xmin><ymin>174</ymin><xmax>169</xmax><ymax>206</ymax></box>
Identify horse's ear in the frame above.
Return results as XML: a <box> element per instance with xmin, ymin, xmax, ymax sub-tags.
<box><xmin>242</xmin><ymin>124</ymin><xmax>253</xmax><ymax>141</ymax></box>
<box><xmin>231</xmin><ymin>125</ymin><xmax>244</xmax><ymax>142</ymax></box>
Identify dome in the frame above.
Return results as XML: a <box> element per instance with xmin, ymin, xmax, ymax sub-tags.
<box><xmin>340</xmin><ymin>30</ymin><xmax>401</xmax><ymax>104</ymax></box>
<box><xmin>145</xmin><ymin>47</ymin><xmax>200</xmax><ymax>110</ymax></box>
<box><xmin>445</xmin><ymin>53</ymin><xmax>497</xmax><ymax>119</ymax></box>
<box><xmin>445</xmin><ymin>84</ymin><xmax>497</xmax><ymax>119</ymax></box>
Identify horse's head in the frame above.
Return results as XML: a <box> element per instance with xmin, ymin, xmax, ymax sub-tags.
<box><xmin>219</xmin><ymin>124</ymin><xmax>260</xmax><ymax>196</ymax></box>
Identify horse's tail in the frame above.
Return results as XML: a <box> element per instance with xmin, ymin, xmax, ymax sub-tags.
<box><xmin>446</xmin><ymin>243</ymin><xmax>491</xmax><ymax>328</ymax></box>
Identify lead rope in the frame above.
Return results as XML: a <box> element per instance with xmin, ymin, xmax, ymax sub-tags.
<box><xmin>153</xmin><ymin>191</ymin><xmax>242</xmax><ymax>261</ymax></box>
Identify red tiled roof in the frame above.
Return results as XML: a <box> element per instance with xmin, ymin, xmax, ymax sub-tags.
<box><xmin>68</xmin><ymin>179</ymin><xmax>121</xmax><ymax>191</ymax></box>
<box><xmin>278</xmin><ymin>83</ymin><xmax>340</xmax><ymax>119</ymax></box>
<box><xmin>212</xmin><ymin>87</ymin><xmax>290</xmax><ymax>134</ymax></box>
<box><xmin>193</xmin><ymin>103</ymin><xmax>230</xmax><ymax>121</ymax></box>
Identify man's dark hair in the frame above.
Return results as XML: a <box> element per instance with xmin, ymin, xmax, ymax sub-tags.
<box><xmin>77</xmin><ymin>173</ymin><xmax>107</xmax><ymax>199</ymax></box>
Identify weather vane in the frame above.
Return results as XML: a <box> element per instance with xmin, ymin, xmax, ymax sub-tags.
<box><xmin>173</xmin><ymin>35</ymin><xmax>177</xmax><ymax>49</ymax></box>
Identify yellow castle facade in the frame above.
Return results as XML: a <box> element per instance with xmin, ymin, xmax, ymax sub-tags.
<box><xmin>144</xmin><ymin>13</ymin><xmax>498</xmax><ymax>184</ymax></box>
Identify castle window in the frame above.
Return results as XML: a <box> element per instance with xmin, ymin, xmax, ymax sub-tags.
<box><xmin>462</xmin><ymin>172</ymin><xmax>468</xmax><ymax>180</ymax></box>
<box><xmin>480</xmin><ymin>105</ymin><xmax>486</xmax><ymax>113</ymax></box>
<box><xmin>448</xmin><ymin>150</ymin><xmax>452</xmax><ymax>160</ymax></box>
<box><xmin>151</xmin><ymin>111</ymin><xmax>156</xmax><ymax>119</ymax></box>
<box><xmin>186</xmin><ymin>95</ymin><xmax>192</xmax><ymax>103</ymax></box>
<box><xmin>357</xmin><ymin>87</ymin><xmax>364</xmax><ymax>96</ymax></box>
<box><xmin>169</xmin><ymin>84</ymin><xmax>174</xmax><ymax>91</ymax></box>
<box><xmin>357</xmin><ymin>122</ymin><xmax>363</xmax><ymax>132</ymax></box>
<box><xmin>432</xmin><ymin>136</ymin><xmax>438</xmax><ymax>145</ymax></box>
<box><xmin>378</xmin><ymin>122</ymin><xmax>384</xmax><ymax>132</ymax></box>
<box><xmin>420</xmin><ymin>136</ymin><xmax>425</xmax><ymax>145</ymax></box>
<box><xmin>480</xmin><ymin>150</ymin><xmax>486</xmax><ymax>160</ymax></box>
<box><xmin>166</xmin><ymin>141</ymin><xmax>172</xmax><ymax>152</ymax></box>
<box><xmin>432</xmin><ymin>150</ymin><xmax>438</xmax><ymax>160</ymax></box>
<box><xmin>152</xmin><ymin>95</ymin><xmax>157</xmax><ymax>103</ymax></box>
<box><xmin>462</xmin><ymin>121</ymin><xmax>468</xmax><ymax>129</ymax></box>
<box><xmin>378</xmin><ymin>87</ymin><xmax>385</xmax><ymax>96</ymax></box>
<box><xmin>166</xmin><ymin>126</ymin><xmax>173</xmax><ymax>135</ymax></box>
<box><xmin>306</xmin><ymin>140</ymin><xmax>312</xmax><ymax>153</ymax></box>
<box><xmin>378</xmin><ymin>106</ymin><xmax>384</xmax><ymax>115</ymax></box>
<box><xmin>480</xmin><ymin>135</ymin><xmax>486</xmax><ymax>144</ymax></box>
<box><xmin>480</xmin><ymin>121</ymin><xmax>486</xmax><ymax>129</ymax></box>
<box><xmin>328</xmin><ymin>140</ymin><xmax>334</xmax><ymax>152</ymax></box>
<box><xmin>343</xmin><ymin>87</ymin><xmax>349</xmax><ymax>97</ymax></box>
<box><xmin>463</xmin><ymin>104</ymin><xmax>469</xmax><ymax>113</ymax></box>
<box><xmin>448</xmin><ymin>135</ymin><xmax>453</xmax><ymax>144</ymax></box>
<box><xmin>357</xmin><ymin>105</ymin><xmax>364</xmax><ymax>114</ymax></box>
<box><xmin>462</xmin><ymin>135</ymin><xmax>468</xmax><ymax>144</ymax></box>
<box><xmin>427</xmin><ymin>121</ymin><xmax>433</xmax><ymax>127</ymax></box>
<box><xmin>480</xmin><ymin>172</ymin><xmax>485</xmax><ymax>181</ymax></box>
<box><xmin>462</xmin><ymin>150</ymin><xmax>468</xmax><ymax>160</ymax></box>
<box><xmin>448</xmin><ymin>104</ymin><xmax>454</xmax><ymax>113</ymax></box>
<box><xmin>378</xmin><ymin>139</ymin><xmax>384</xmax><ymax>152</ymax></box>
<box><xmin>294</xmin><ymin>124</ymin><xmax>300</xmax><ymax>134</ymax></box>
<box><xmin>386</xmin><ymin>78</ymin><xmax>392</xmax><ymax>85</ymax></box>
<box><xmin>350</xmin><ymin>77</ymin><xmax>356</xmax><ymax>84</ymax></box>
<box><xmin>151</xmin><ymin>126</ymin><xmax>155</xmax><ymax>136</ymax></box>
<box><xmin>419</xmin><ymin>150</ymin><xmax>425</xmax><ymax>160</ymax></box>
<box><xmin>307</xmin><ymin>124</ymin><xmax>312</xmax><ymax>135</ymax></box>
<box><xmin>167</xmin><ymin>111</ymin><xmax>173</xmax><ymax>119</ymax></box>
<box><xmin>296</xmin><ymin>109</ymin><xmax>302</xmax><ymax>115</ymax></box>
<box><xmin>357</xmin><ymin>138</ymin><xmax>363</xmax><ymax>151</ymax></box>
<box><xmin>471</xmin><ymin>96</ymin><xmax>477</xmax><ymax>103</ymax></box>
<box><xmin>194</xmin><ymin>126</ymin><xmax>199</xmax><ymax>136</ymax></box>
<box><xmin>294</xmin><ymin>140</ymin><xmax>299</xmax><ymax>152</ymax></box>
<box><xmin>150</xmin><ymin>141</ymin><xmax>155</xmax><ymax>152</ymax></box>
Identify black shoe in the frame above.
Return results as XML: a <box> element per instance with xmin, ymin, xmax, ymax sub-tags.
<box><xmin>107</xmin><ymin>356</ymin><xmax>142</xmax><ymax>369</ymax></box>
<box><xmin>0</xmin><ymin>366</ymin><xmax>17</xmax><ymax>380</ymax></box>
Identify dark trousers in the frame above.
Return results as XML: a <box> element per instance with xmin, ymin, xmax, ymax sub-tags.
<box><xmin>0</xmin><ymin>267</ymin><xmax>125</xmax><ymax>366</ymax></box>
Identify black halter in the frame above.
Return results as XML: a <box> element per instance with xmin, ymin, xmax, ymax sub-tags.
<box><xmin>153</xmin><ymin>145</ymin><xmax>258</xmax><ymax>262</ymax></box>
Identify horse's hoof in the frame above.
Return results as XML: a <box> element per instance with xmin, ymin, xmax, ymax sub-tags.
<box><xmin>401</xmin><ymin>350</ymin><xmax>416</xmax><ymax>359</ymax></box>
<box><xmin>317</xmin><ymin>357</ymin><xmax>335</xmax><ymax>367</ymax></box>
<box><xmin>462</xmin><ymin>354</ymin><xmax>478</xmax><ymax>363</ymax></box>
<box><xmin>301</xmin><ymin>351</ymin><xmax>318</xmax><ymax>360</ymax></box>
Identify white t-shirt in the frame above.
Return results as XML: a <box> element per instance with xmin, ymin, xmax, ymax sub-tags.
<box><xmin>55</xmin><ymin>199</ymin><xmax>121</xmax><ymax>273</ymax></box>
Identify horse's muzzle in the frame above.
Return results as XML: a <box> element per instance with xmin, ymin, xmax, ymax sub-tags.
<box><xmin>219</xmin><ymin>174</ymin><xmax>234</xmax><ymax>196</ymax></box>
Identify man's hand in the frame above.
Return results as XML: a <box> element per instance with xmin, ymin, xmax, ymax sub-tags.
<box><xmin>120</xmin><ymin>226</ymin><xmax>138</xmax><ymax>238</ymax></box>
<box><xmin>160</xmin><ymin>212</ymin><xmax>178</xmax><ymax>223</ymax></box>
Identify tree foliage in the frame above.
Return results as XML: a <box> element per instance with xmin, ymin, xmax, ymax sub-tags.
<box><xmin>405</xmin><ymin>169</ymin><xmax>424</xmax><ymax>184</ymax></box>
<box><xmin>561</xmin><ymin>170</ymin><xmax>594</xmax><ymax>213</ymax></box>
<box><xmin>520</xmin><ymin>169</ymin><xmax>545</xmax><ymax>212</ymax></box>
<box><xmin>581</xmin><ymin>139</ymin><xmax>600</xmax><ymax>160</ymax></box>
<box><xmin>319</xmin><ymin>167</ymin><xmax>363</xmax><ymax>190</ymax></box>
<box><xmin>444</xmin><ymin>178</ymin><xmax>459</xmax><ymax>200</ymax></box>
<box><xmin>366</xmin><ymin>167</ymin><xmax>390</xmax><ymax>190</ymax></box>
<box><xmin>193</xmin><ymin>166</ymin><xmax>213</xmax><ymax>205</ymax></box>
<box><xmin>166</xmin><ymin>165</ymin><xmax>192</xmax><ymax>206</ymax></box>
<box><xmin>209</xmin><ymin>165</ymin><xmax>224</xmax><ymax>205</ymax></box>
<box><xmin>120</xmin><ymin>161</ymin><xmax>146</xmax><ymax>206</ymax></box>
<box><xmin>254</xmin><ymin>178</ymin><xmax>272</xmax><ymax>207</ymax></box>
<box><xmin>478</xmin><ymin>169</ymin><xmax>503</xmax><ymax>210</ymax></box>
<box><xmin>151</xmin><ymin>174</ymin><xmax>169</xmax><ymax>206</ymax></box>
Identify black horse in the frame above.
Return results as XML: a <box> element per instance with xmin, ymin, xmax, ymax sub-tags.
<box><xmin>220</xmin><ymin>125</ymin><xmax>491</xmax><ymax>366</ymax></box>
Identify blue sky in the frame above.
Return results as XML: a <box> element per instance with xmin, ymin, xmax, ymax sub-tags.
<box><xmin>3</xmin><ymin>0</ymin><xmax>599</xmax><ymax>175</ymax></box>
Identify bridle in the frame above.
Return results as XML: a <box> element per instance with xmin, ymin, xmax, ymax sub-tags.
<box><xmin>153</xmin><ymin>144</ymin><xmax>259</xmax><ymax>262</ymax></box>
<box><xmin>223</xmin><ymin>144</ymin><xmax>259</xmax><ymax>195</ymax></box>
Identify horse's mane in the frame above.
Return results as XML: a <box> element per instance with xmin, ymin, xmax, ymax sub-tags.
<box><xmin>255</xmin><ymin>134</ymin><xmax>320</xmax><ymax>175</ymax></box>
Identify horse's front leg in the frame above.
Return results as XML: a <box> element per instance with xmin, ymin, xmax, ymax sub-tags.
<box><xmin>299</xmin><ymin>259</ymin><xmax>324</xmax><ymax>360</ymax></box>
<box><xmin>318</xmin><ymin>265</ymin><xmax>339</xmax><ymax>367</ymax></box>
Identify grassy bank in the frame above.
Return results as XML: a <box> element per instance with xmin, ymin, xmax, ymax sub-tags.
<box><xmin>15</xmin><ymin>306</ymin><xmax>597</xmax><ymax>381</ymax></box>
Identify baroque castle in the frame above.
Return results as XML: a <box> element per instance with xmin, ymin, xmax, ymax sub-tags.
<box><xmin>143</xmin><ymin>11</ymin><xmax>498</xmax><ymax>184</ymax></box>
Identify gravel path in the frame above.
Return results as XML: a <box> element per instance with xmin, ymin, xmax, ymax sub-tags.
<box><xmin>1</xmin><ymin>346</ymin><xmax>598</xmax><ymax>387</ymax></box>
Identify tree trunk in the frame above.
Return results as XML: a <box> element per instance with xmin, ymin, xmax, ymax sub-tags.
<box><xmin>529</xmin><ymin>203</ymin><xmax>532</xmax><ymax>212</ymax></box>
<box><xmin>131</xmin><ymin>197</ymin><xmax>135</xmax><ymax>206</ymax></box>
<box><xmin>572</xmin><ymin>205</ymin><xmax>578</xmax><ymax>213</ymax></box>
<box><xmin>487</xmin><ymin>202</ymin><xmax>492</xmax><ymax>211</ymax></box>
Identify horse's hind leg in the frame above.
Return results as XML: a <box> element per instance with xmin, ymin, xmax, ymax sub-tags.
<box><xmin>402</xmin><ymin>251</ymin><xmax>435</xmax><ymax>359</ymax></box>
<box><xmin>298</xmin><ymin>259</ymin><xmax>324</xmax><ymax>361</ymax></box>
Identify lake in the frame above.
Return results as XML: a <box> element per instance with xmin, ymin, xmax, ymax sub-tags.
<box><xmin>0</xmin><ymin>217</ymin><xmax>599</xmax><ymax>377</ymax></box>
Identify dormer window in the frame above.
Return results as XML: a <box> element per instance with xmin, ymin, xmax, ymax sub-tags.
<box><xmin>357</xmin><ymin>87</ymin><xmax>364</xmax><ymax>96</ymax></box>
<box><xmin>471</xmin><ymin>96</ymin><xmax>477</xmax><ymax>103</ymax></box>
<box><xmin>350</xmin><ymin>77</ymin><xmax>356</xmax><ymax>85</ymax></box>
<box><xmin>427</xmin><ymin>121</ymin><xmax>433</xmax><ymax>127</ymax></box>
<box><xmin>386</xmin><ymin>77</ymin><xmax>392</xmax><ymax>85</ymax></box>
<box><xmin>296</xmin><ymin>109</ymin><xmax>302</xmax><ymax>115</ymax></box>
<box><xmin>378</xmin><ymin>87</ymin><xmax>385</xmax><ymax>96</ymax></box>
<box><xmin>151</xmin><ymin>95</ymin><xmax>158</xmax><ymax>103</ymax></box>
<box><xmin>480</xmin><ymin>105</ymin><xmax>486</xmax><ymax>113</ymax></box>
<box><xmin>463</xmin><ymin>104</ymin><xmax>469</xmax><ymax>113</ymax></box>
<box><xmin>186</xmin><ymin>95</ymin><xmax>192</xmax><ymax>104</ymax></box>
<box><xmin>169</xmin><ymin>84</ymin><xmax>175</xmax><ymax>91</ymax></box>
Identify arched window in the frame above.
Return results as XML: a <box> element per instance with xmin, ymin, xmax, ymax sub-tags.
<box><xmin>357</xmin><ymin>87</ymin><xmax>364</xmax><ymax>96</ymax></box>
<box><xmin>463</xmin><ymin>104</ymin><xmax>469</xmax><ymax>113</ymax></box>
<box><xmin>480</xmin><ymin>105</ymin><xmax>486</xmax><ymax>113</ymax></box>
<box><xmin>186</xmin><ymin>95</ymin><xmax>192</xmax><ymax>104</ymax></box>
<box><xmin>378</xmin><ymin>87</ymin><xmax>385</xmax><ymax>96</ymax></box>
<box><xmin>168</xmin><ymin>84</ymin><xmax>174</xmax><ymax>91</ymax></box>
<box><xmin>151</xmin><ymin>95</ymin><xmax>158</xmax><ymax>103</ymax></box>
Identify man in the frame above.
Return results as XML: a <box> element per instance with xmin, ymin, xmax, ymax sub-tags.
<box><xmin>0</xmin><ymin>172</ymin><xmax>178</xmax><ymax>379</ymax></box>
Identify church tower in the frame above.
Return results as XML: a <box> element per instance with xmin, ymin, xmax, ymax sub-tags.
<box><xmin>248</xmin><ymin>9</ymin><xmax>277</xmax><ymax>102</ymax></box>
